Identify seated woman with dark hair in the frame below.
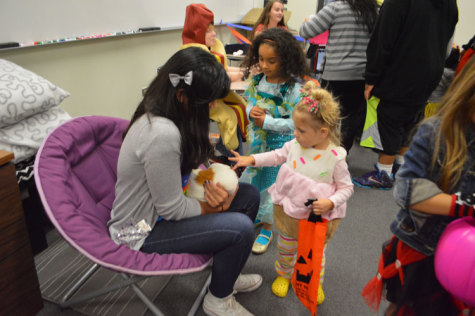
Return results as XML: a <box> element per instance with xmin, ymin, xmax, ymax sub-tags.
<box><xmin>108</xmin><ymin>47</ymin><xmax>262</xmax><ymax>316</ymax></box>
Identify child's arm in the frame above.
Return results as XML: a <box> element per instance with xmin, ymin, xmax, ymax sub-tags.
<box><xmin>250</xmin><ymin>106</ymin><xmax>295</xmax><ymax>132</ymax></box>
<box><xmin>230</xmin><ymin>140</ymin><xmax>292</xmax><ymax>169</ymax></box>
<box><xmin>249</xmin><ymin>106</ymin><xmax>266</xmax><ymax>128</ymax></box>
<box><xmin>261</xmin><ymin>115</ymin><xmax>295</xmax><ymax>133</ymax></box>
<box><xmin>244</xmin><ymin>81</ymin><xmax>258</xmax><ymax>119</ymax></box>
<box><xmin>245</xmin><ymin>79</ymin><xmax>297</xmax><ymax>132</ymax></box>
<box><xmin>409</xmin><ymin>193</ymin><xmax>453</xmax><ymax>215</ymax></box>
<box><xmin>391</xmin><ymin>120</ymin><xmax>473</xmax><ymax>218</ymax></box>
<box><xmin>394</xmin><ymin>120</ymin><xmax>474</xmax><ymax>217</ymax></box>
<box><xmin>311</xmin><ymin>199</ymin><xmax>334</xmax><ymax>216</ymax></box>
<box><xmin>260</xmin><ymin>85</ymin><xmax>301</xmax><ymax>133</ymax></box>
<box><xmin>313</xmin><ymin>159</ymin><xmax>354</xmax><ymax>216</ymax></box>
<box><xmin>229</xmin><ymin>150</ymin><xmax>256</xmax><ymax>170</ymax></box>
<box><xmin>249</xmin><ymin>105</ymin><xmax>294</xmax><ymax>131</ymax></box>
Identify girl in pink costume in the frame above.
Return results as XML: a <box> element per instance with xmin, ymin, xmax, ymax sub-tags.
<box><xmin>230</xmin><ymin>80</ymin><xmax>354</xmax><ymax>302</ymax></box>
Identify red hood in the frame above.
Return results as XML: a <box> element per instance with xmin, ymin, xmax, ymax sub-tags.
<box><xmin>182</xmin><ymin>4</ymin><xmax>214</xmax><ymax>45</ymax></box>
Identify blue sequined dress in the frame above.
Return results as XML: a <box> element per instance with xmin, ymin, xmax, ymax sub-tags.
<box><xmin>242</xmin><ymin>74</ymin><xmax>302</xmax><ymax>224</ymax></box>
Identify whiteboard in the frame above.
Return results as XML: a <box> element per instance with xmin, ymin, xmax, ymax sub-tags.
<box><xmin>0</xmin><ymin>0</ymin><xmax>256</xmax><ymax>45</ymax></box>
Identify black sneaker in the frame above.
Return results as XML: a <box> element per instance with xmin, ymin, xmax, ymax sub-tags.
<box><xmin>352</xmin><ymin>164</ymin><xmax>394</xmax><ymax>190</ymax></box>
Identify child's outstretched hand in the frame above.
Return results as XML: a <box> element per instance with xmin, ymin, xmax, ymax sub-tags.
<box><xmin>229</xmin><ymin>150</ymin><xmax>255</xmax><ymax>170</ymax></box>
<box><xmin>311</xmin><ymin>199</ymin><xmax>334</xmax><ymax>216</ymax></box>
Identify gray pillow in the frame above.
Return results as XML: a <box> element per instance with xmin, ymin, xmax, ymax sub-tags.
<box><xmin>0</xmin><ymin>106</ymin><xmax>71</xmax><ymax>163</ymax></box>
<box><xmin>0</xmin><ymin>59</ymin><xmax>70</xmax><ymax>128</ymax></box>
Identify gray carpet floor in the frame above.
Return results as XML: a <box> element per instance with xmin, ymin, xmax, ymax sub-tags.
<box><xmin>37</xmin><ymin>142</ymin><xmax>395</xmax><ymax>316</ymax></box>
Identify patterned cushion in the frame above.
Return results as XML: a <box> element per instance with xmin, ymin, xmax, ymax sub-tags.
<box><xmin>0</xmin><ymin>106</ymin><xmax>71</xmax><ymax>163</ymax></box>
<box><xmin>0</xmin><ymin>59</ymin><xmax>70</xmax><ymax>128</ymax></box>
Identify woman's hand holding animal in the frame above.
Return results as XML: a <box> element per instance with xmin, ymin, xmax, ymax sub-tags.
<box><xmin>250</xmin><ymin>106</ymin><xmax>266</xmax><ymax>127</ymax></box>
<box><xmin>312</xmin><ymin>199</ymin><xmax>334</xmax><ymax>215</ymax></box>
<box><xmin>229</xmin><ymin>150</ymin><xmax>256</xmax><ymax>170</ymax></box>
<box><xmin>200</xmin><ymin>181</ymin><xmax>238</xmax><ymax>214</ymax></box>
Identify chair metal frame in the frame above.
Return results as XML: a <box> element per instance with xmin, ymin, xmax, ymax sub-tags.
<box><xmin>58</xmin><ymin>263</ymin><xmax>211</xmax><ymax>316</ymax></box>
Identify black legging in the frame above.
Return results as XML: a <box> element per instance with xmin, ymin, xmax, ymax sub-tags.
<box><xmin>320</xmin><ymin>79</ymin><xmax>366</xmax><ymax>152</ymax></box>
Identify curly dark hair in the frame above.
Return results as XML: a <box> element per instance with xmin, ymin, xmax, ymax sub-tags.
<box><xmin>244</xmin><ymin>28</ymin><xmax>309</xmax><ymax>83</ymax></box>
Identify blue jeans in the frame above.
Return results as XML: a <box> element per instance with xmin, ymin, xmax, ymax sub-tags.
<box><xmin>141</xmin><ymin>182</ymin><xmax>259</xmax><ymax>298</ymax></box>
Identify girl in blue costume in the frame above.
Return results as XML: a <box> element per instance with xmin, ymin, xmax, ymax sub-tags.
<box><xmin>242</xmin><ymin>28</ymin><xmax>309</xmax><ymax>253</ymax></box>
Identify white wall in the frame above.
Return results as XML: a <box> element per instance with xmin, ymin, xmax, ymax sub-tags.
<box><xmin>0</xmin><ymin>0</ymin><xmax>473</xmax><ymax>120</ymax></box>
<box><xmin>286</xmin><ymin>0</ymin><xmax>318</xmax><ymax>30</ymax></box>
<box><xmin>0</xmin><ymin>0</ymin><xmax>255</xmax><ymax>44</ymax></box>
<box><xmin>0</xmin><ymin>26</ymin><xmax>235</xmax><ymax>120</ymax></box>
<box><xmin>453</xmin><ymin>0</ymin><xmax>474</xmax><ymax>46</ymax></box>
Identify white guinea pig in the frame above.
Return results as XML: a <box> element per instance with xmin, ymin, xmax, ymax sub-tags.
<box><xmin>186</xmin><ymin>163</ymin><xmax>239</xmax><ymax>201</ymax></box>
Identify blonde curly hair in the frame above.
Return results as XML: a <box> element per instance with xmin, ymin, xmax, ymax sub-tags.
<box><xmin>294</xmin><ymin>81</ymin><xmax>341</xmax><ymax>146</ymax></box>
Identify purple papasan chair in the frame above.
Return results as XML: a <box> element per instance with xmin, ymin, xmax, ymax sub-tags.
<box><xmin>34</xmin><ymin>116</ymin><xmax>212</xmax><ymax>316</ymax></box>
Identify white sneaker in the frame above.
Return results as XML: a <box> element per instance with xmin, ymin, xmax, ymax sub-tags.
<box><xmin>233</xmin><ymin>274</ymin><xmax>263</xmax><ymax>293</ymax></box>
<box><xmin>203</xmin><ymin>291</ymin><xmax>254</xmax><ymax>316</ymax></box>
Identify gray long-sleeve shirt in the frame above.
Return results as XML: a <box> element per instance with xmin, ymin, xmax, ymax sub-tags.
<box><xmin>299</xmin><ymin>1</ymin><xmax>371</xmax><ymax>81</ymax></box>
<box><xmin>108</xmin><ymin>114</ymin><xmax>201</xmax><ymax>250</ymax></box>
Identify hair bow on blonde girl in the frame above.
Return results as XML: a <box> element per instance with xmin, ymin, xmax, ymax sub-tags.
<box><xmin>300</xmin><ymin>89</ymin><xmax>320</xmax><ymax>113</ymax></box>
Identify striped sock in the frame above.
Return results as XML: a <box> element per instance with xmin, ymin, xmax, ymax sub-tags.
<box><xmin>319</xmin><ymin>245</ymin><xmax>327</xmax><ymax>285</ymax></box>
<box><xmin>275</xmin><ymin>233</ymin><xmax>298</xmax><ymax>279</ymax></box>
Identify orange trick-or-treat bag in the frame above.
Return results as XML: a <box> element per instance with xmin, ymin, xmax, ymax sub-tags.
<box><xmin>291</xmin><ymin>212</ymin><xmax>328</xmax><ymax>315</ymax></box>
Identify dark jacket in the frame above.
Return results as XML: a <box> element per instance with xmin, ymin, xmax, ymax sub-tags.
<box><xmin>390</xmin><ymin>118</ymin><xmax>475</xmax><ymax>255</ymax></box>
<box><xmin>365</xmin><ymin>0</ymin><xmax>458</xmax><ymax>104</ymax></box>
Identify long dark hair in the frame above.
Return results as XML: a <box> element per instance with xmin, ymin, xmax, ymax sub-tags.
<box><xmin>345</xmin><ymin>0</ymin><xmax>378</xmax><ymax>33</ymax></box>
<box><xmin>125</xmin><ymin>47</ymin><xmax>230</xmax><ymax>174</ymax></box>
<box><xmin>244</xmin><ymin>28</ymin><xmax>309</xmax><ymax>84</ymax></box>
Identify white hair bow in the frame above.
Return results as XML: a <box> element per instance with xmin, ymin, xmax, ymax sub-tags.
<box><xmin>169</xmin><ymin>71</ymin><xmax>193</xmax><ymax>87</ymax></box>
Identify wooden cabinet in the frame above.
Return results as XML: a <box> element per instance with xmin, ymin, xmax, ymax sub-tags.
<box><xmin>0</xmin><ymin>150</ymin><xmax>43</xmax><ymax>315</ymax></box>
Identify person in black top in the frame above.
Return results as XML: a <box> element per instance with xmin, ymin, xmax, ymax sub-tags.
<box><xmin>352</xmin><ymin>0</ymin><xmax>458</xmax><ymax>190</ymax></box>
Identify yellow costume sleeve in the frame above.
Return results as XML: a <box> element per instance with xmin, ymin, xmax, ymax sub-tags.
<box><xmin>210</xmin><ymin>100</ymin><xmax>239</xmax><ymax>150</ymax></box>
